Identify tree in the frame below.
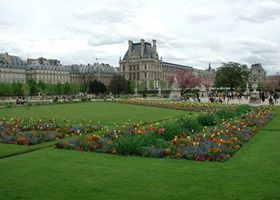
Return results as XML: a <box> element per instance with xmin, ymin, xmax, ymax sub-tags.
<box><xmin>37</xmin><ymin>80</ymin><xmax>46</xmax><ymax>99</ymax></box>
<box><xmin>80</xmin><ymin>73</ymin><xmax>96</xmax><ymax>96</ymax></box>
<box><xmin>63</xmin><ymin>82</ymin><xmax>71</xmax><ymax>95</ymax></box>
<box><xmin>69</xmin><ymin>83</ymin><xmax>80</xmax><ymax>95</ymax></box>
<box><xmin>214</xmin><ymin>62</ymin><xmax>249</xmax><ymax>92</ymax></box>
<box><xmin>27</xmin><ymin>79</ymin><xmax>38</xmax><ymax>98</ymax></box>
<box><xmin>55</xmin><ymin>82</ymin><xmax>63</xmax><ymax>95</ymax></box>
<box><xmin>108</xmin><ymin>75</ymin><xmax>126</xmax><ymax>96</ymax></box>
<box><xmin>130</xmin><ymin>80</ymin><xmax>136</xmax><ymax>92</ymax></box>
<box><xmin>148</xmin><ymin>80</ymin><xmax>154</xmax><ymax>90</ymax></box>
<box><xmin>45</xmin><ymin>84</ymin><xmax>55</xmax><ymax>95</ymax></box>
<box><xmin>166</xmin><ymin>68</ymin><xmax>202</xmax><ymax>95</ymax></box>
<box><xmin>22</xmin><ymin>83</ymin><xmax>30</xmax><ymax>100</ymax></box>
<box><xmin>138</xmin><ymin>81</ymin><xmax>146</xmax><ymax>92</ymax></box>
<box><xmin>12</xmin><ymin>82</ymin><xmax>23</xmax><ymax>95</ymax></box>
<box><xmin>89</xmin><ymin>80</ymin><xmax>107</xmax><ymax>97</ymax></box>
<box><xmin>158</xmin><ymin>80</ymin><xmax>167</xmax><ymax>89</ymax></box>
<box><xmin>125</xmin><ymin>80</ymin><xmax>132</xmax><ymax>94</ymax></box>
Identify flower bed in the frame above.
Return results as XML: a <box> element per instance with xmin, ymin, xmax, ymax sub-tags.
<box><xmin>0</xmin><ymin>117</ymin><xmax>103</xmax><ymax>145</ymax></box>
<box><xmin>55</xmin><ymin>106</ymin><xmax>274</xmax><ymax>162</ymax></box>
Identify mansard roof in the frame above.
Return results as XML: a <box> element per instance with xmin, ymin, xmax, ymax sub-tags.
<box><xmin>79</xmin><ymin>62</ymin><xmax>116</xmax><ymax>74</ymax></box>
<box><xmin>0</xmin><ymin>53</ymin><xmax>26</xmax><ymax>68</ymax></box>
<box><xmin>0</xmin><ymin>58</ymin><xmax>9</xmax><ymax>67</ymax></box>
<box><xmin>26</xmin><ymin>57</ymin><xmax>68</xmax><ymax>71</ymax></box>
<box><xmin>162</xmin><ymin>61</ymin><xmax>194</xmax><ymax>71</ymax></box>
<box><xmin>122</xmin><ymin>42</ymin><xmax>155</xmax><ymax>60</ymax></box>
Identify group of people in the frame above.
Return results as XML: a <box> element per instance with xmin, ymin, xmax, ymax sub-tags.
<box><xmin>15</xmin><ymin>97</ymin><xmax>25</xmax><ymax>105</ymax></box>
<box><xmin>264</xmin><ymin>91</ymin><xmax>279</xmax><ymax>105</ymax></box>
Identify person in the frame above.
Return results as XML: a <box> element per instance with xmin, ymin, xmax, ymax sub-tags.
<box><xmin>261</xmin><ymin>91</ymin><xmax>265</xmax><ymax>102</ymax></box>
<box><xmin>16</xmin><ymin>97</ymin><xmax>20</xmax><ymax>105</ymax></box>
<box><xmin>269</xmin><ymin>96</ymin><xmax>274</xmax><ymax>105</ymax></box>
<box><xmin>273</xmin><ymin>92</ymin><xmax>278</xmax><ymax>104</ymax></box>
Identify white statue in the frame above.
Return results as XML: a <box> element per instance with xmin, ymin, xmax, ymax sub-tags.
<box><xmin>172</xmin><ymin>77</ymin><xmax>179</xmax><ymax>89</ymax></box>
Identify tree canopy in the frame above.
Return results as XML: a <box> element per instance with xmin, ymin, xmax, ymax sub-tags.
<box><xmin>166</xmin><ymin>68</ymin><xmax>202</xmax><ymax>95</ymax></box>
<box><xmin>108</xmin><ymin>75</ymin><xmax>127</xmax><ymax>96</ymax></box>
<box><xmin>214</xmin><ymin>62</ymin><xmax>249</xmax><ymax>92</ymax></box>
<box><xmin>89</xmin><ymin>80</ymin><xmax>107</xmax><ymax>96</ymax></box>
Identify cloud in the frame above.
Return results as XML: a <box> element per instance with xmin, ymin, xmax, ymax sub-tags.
<box><xmin>0</xmin><ymin>19</ymin><xmax>14</xmax><ymax>27</ymax></box>
<box><xmin>233</xmin><ymin>0</ymin><xmax>280</xmax><ymax>23</ymax></box>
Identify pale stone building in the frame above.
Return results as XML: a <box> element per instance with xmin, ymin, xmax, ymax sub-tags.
<box><xmin>249</xmin><ymin>63</ymin><xmax>266</xmax><ymax>82</ymax></box>
<box><xmin>0</xmin><ymin>52</ymin><xmax>26</xmax><ymax>83</ymax></box>
<box><xmin>119</xmin><ymin>39</ymin><xmax>163</xmax><ymax>89</ymax></box>
<box><xmin>119</xmin><ymin>39</ymin><xmax>215</xmax><ymax>90</ymax></box>
<box><xmin>0</xmin><ymin>52</ymin><xmax>116</xmax><ymax>86</ymax></box>
<box><xmin>26</xmin><ymin>57</ymin><xmax>70</xmax><ymax>84</ymax></box>
<box><xmin>77</xmin><ymin>62</ymin><xmax>117</xmax><ymax>87</ymax></box>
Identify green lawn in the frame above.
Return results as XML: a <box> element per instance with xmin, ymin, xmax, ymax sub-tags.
<box><xmin>0</xmin><ymin>103</ymin><xmax>279</xmax><ymax>200</ymax></box>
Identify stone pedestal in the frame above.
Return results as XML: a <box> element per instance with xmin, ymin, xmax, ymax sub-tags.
<box><xmin>134</xmin><ymin>88</ymin><xmax>138</xmax><ymax>98</ymax></box>
<box><xmin>157</xmin><ymin>87</ymin><xmax>162</xmax><ymax>98</ymax></box>
<box><xmin>249</xmin><ymin>81</ymin><xmax>260</xmax><ymax>106</ymax></box>
<box><xmin>170</xmin><ymin>90</ymin><xmax>181</xmax><ymax>101</ymax></box>
<box><xmin>169</xmin><ymin>78</ymin><xmax>181</xmax><ymax>101</ymax></box>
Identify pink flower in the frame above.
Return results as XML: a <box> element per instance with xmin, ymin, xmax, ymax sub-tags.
<box><xmin>158</xmin><ymin>128</ymin><xmax>165</xmax><ymax>134</ymax></box>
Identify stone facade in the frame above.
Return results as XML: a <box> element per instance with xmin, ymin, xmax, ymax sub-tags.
<box><xmin>119</xmin><ymin>39</ymin><xmax>216</xmax><ymax>89</ymax></box>
<box><xmin>26</xmin><ymin>57</ymin><xmax>69</xmax><ymax>84</ymax></box>
<box><xmin>119</xmin><ymin>39</ymin><xmax>162</xmax><ymax>89</ymax></box>
<box><xmin>0</xmin><ymin>53</ymin><xmax>26</xmax><ymax>83</ymax></box>
<box><xmin>249</xmin><ymin>63</ymin><xmax>266</xmax><ymax>82</ymax></box>
<box><xmin>0</xmin><ymin>52</ymin><xmax>116</xmax><ymax>86</ymax></box>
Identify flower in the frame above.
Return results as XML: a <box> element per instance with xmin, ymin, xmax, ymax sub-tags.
<box><xmin>158</xmin><ymin>128</ymin><xmax>165</xmax><ymax>134</ymax></box>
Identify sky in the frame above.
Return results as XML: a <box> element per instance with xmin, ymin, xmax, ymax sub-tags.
<box><xmin>0</xmin><ymin>0</ymin><xmax>280</xmax><ymax>75</ymax></box>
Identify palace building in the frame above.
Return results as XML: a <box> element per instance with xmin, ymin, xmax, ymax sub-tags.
<box><xmin>119</xmin><ymin>39</ymin><xmax>215</xmax><ymax>89</ymax></box>
<box><xmin>0</xmin><ymin>52</ymin><xmax>116</xmax><ymax>86</ymax></box>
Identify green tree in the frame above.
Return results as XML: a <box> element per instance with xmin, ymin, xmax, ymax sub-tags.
<box><xmin>130</xmin><ymin>80</ymin><xmax>136</xmax><ymax>92</ymax></box>
<box><xmin>80</xmin><ymin>73</ymin><xmax>96</xmax><ymax>96</ymax></box>
<box><xmin>37</xmin><ymin>80</ymin><xmax>46</xmax><ymax>99</ymax></box>
<box><xmin>214</xmin><ymin>62</ymin><xmax>249</xmax><ymax>92</ymax></box>
<box><xmin>89</xmin><ymin>80</ymin><xmax>107</xmax><ymax>97</ymax></box>
<box><xmin>27</xmin><ymin>79</ymin><xmax>38</xmax><ymax>98</ymax></box>
<box><xmin>138</xmin><ymin>81</ymin><xmax>146</xmax><ymax>92</ymax></box>
<box><xmin>125</xmin><ymin>80</ymin><xmax>132</xmax><ymax>94</ymax></box>
<box><xmin>63</xmin><ymin>82</ymin><xmax>71</xmax><ymax>95</ymax></box>
<box><xmin>2</xmin><ymin>83</ymin><xmax>13</xmax><ymax>95</ymax></box>
<box><xmin>70</xmin><ymin>83</ymin><xmax>80</xmax><ymax>95</ymax></box>
<box><xmin>149</xmin><ymin>80</ymin><xmax>154</xmax><ymax>90</ymax></box>
<box><xmin>12</xmin><ymin>82</ymin><xmax>23</xmax><ymax>95</ymax></box>
<box><xmin>45</xmin><ymin>84</ymin><xmax>55</xmax><ymax>95</ymax></box>
<box><xmin>55</xmin><ymin>82</ymin><xmax>63</xmax><ymax>95</ymax></box>
<box><xmin>108</xmin><ymin>75</ymin><xmax>126</xmax><ymax>96</ymax></box>
<box><xmin>22</xmin><ymin>83</ymin><xmax>30</xmax><ymax>100</ymax></box>
<box><xmin>158</xmin><ymin>80</ymin><xmax>167</xmax><ymax>89</ymax></box>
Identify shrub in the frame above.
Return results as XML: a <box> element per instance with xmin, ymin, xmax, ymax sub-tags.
<box><xmin>197</xmin><ymin>112</ymin><xmax>217</xmax><ymax>126</ymax></box>
<box><xmin>113</xmin><ymin>133</ymin><xmax>157</xmax><ymax>156</ymax></box>
<box><xmin>175</xmin><ymin>116</ymin><xmax>202</xmax><ymax>134</ymax></box>
<box><xmin>157</xmin><ymin>120</ymin><xmax>185</xmax><ymax>141</ymax></box>
<box><xmin>215</xmin><ymin>108</ymin><xmax>237</xmax><ymax>120</ymax></box>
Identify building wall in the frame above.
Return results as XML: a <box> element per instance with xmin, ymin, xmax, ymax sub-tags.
<box><xmin>119</xmin><ymin>39</ymin><xmax>216</xmax><ymax>90</ymax></box>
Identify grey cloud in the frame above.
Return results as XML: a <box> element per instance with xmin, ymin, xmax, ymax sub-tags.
<box><xmin>235</xmin><ymin>1</ymin><xmax>280</xmax><ymax>23</ymax></box>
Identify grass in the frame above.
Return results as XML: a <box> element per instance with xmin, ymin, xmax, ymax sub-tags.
<box><xmin>0</xmin><ymin>103</ymin><xmax>279</xmax><ymax>200</ymax></box>
<box><xmin>0</xmin><ymin>102</ymin><xmax>188</xmax><ymax>125</ymax></box>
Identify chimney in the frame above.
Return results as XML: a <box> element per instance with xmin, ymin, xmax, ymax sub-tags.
<box><xmin>152</xmin><ymin>39</ymin><xmax>157</xmax><ymax>53</ymax></box>
<box><xmin>141</xmin><ymin>39</ymin><xmax>145</xmax><ymax>58</ymax></box>
<box><xmin>128</xmin><ymin>40</ymin><xmax>133</xmax><ymax>57</ymax></box>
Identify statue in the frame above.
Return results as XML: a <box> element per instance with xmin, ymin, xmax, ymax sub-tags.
<box><xmin>170</xmin><ymin>77</ymin><xmax>180</xmax><ymax>101</ymax></box>
<box><xmin>172</xmin><ymin>77</ymin><xmax>179</xmax><ymax>89</ymax></box>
